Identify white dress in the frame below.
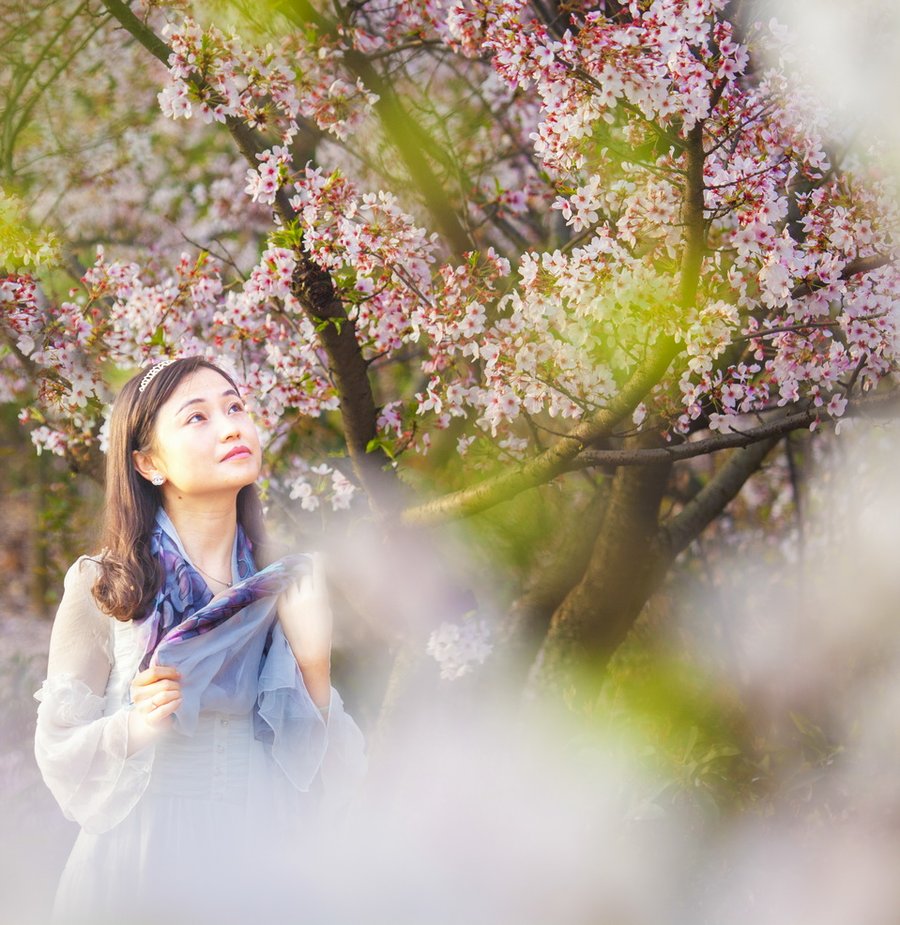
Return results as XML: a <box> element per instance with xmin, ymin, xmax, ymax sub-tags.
<box><xmin>34</xmin><ymin>550</ymin><xmax>367</xmax><ymax>925</ymax></box>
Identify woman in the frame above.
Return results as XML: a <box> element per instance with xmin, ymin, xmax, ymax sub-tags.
<box><xmin>34</xmin><ymin>357</ymin><xmax>366</xmax><ymax>924</ymax></box>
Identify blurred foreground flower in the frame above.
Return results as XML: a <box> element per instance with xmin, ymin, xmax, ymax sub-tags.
<box><xmin>426</xmin><ymin>614</ymin><xmax>493</xmax><ymax>680</ymax></box>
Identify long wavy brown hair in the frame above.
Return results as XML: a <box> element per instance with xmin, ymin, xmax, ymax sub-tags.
<box><xmin>92</xmin><ymin>357</ymin><xmax>268</xmax><ymax>621</ymax></box>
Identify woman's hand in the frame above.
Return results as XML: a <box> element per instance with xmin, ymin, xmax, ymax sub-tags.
<box><xmin>127</xmin><ymin>665</ymin><xmax>182</xmax><ymax>753</ymax></box>
<box><xmin>131</xmin><ymin>664</ymin><xmax>183</xmax><ymax>724</ymax></box>
<box><xmin>277</xmin><ymin>554</ymin><xmax>333</xmax><ymax>711</ymax></box>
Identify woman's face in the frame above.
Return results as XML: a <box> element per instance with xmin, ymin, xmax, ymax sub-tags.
<box><xmin>134</xmin><ymin>367</ymin><xmax>262</xmax><ymax>499</ymax></box>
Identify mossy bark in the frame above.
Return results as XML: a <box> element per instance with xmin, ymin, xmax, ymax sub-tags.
<box><xmin>530</xmin><ymin>458</ymin><xmax>672</xmax><ymax>701</ymax></box>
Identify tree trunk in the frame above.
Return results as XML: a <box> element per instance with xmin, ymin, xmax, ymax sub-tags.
<box><xmin>494</xmin><ymin>488</ymin><xmax>609</xmax><ymax>686</ymax></box>
<box><xmin>530</xmin><ymin>456</ymin><xmax>672</xmax><ymax>701</ymax></box>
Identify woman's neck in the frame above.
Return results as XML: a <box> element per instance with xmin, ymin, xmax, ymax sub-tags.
<box><xmin>162</xmin><ymin>501</ymin><xmax>237</xmax><ymax>577</ymax></box>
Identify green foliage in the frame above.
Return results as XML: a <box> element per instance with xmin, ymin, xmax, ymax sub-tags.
<box><xmin>34</xmin><ymin>466</ymin><xmax>100</xmax><ymax>606</ymax></box>
<box><xmin>268</xmin><ymin>220</ymin><xmax>306</xmax><ymax>252</ymax></box>
<box><xmin>460</xmin><ymin>481</ymin><xmax>580</xmax><ymax>599</ymax></box>
<box><xmin>366</xmin><ymin>435</ymin><xmax>396</xmax><ymax>460</ymax></box>
<box><xmin>0</xmin><ymin>406</ymin><xmax>101</xmax><ymax>610</ymax></box>
<box><xmin>0</xmin><ymin>188</ymin><xmax>59</xmax><ymax>270</ymax></box>
<box><xmin>589</xmin><ymin>648</ymin><xmax>754</xmax><ymax>813</ymax></box>
<box><xmin>192</xmin><ymin>0</ymin><xmax>302</xmax><ymax>41</ymax></box>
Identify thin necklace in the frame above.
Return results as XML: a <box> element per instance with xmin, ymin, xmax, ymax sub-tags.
<box><xmin>192</xmin><ymin>561</ymin><xmax>232</xmax><ymax>588</ymax></box>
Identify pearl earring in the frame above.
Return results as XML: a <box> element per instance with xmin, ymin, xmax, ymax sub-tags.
<box><xmin>151</xmin><ymin>474</ymin><xmax>165</xmax><ymax>486</ymax></box>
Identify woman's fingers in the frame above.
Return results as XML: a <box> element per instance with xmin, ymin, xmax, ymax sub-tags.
<box><xmin>132</xmin><ymin>677</ymin><xmax>180</xmax><ymax>697</ymax></box>
<box><xmin>133</xmin><ymin>665</ymin><xmax>180</xmax><ymax>686</ymax></box>
<box><xmin>134</xmin><ymin>687</ymin><xmax>180</xmax><ymax>710</ymax></box>
<box><xmin>129</xmin><ymin>665</ymin><xmax>183</xmax><ymax>716</ymax></box>
<box><xmin>131</xmin><ymin>681</ymin><xmax>181</xmax><ymax>706</ymax></box>
<box><xmin>131</xmin><ymin>665</ymin><xmax>180</xmax><ymax>692</ymax></box>
<box><xmin>126</xmin><ymin>665</ymin><xmax>184</xmax><ymax>737</ymax></box>
<box><xmin>150</xmin><ymin>689</ymin><xmax>181</xmax><ymax>708</ymax></box>
<box><xmin>133</xmin><ymin>685</ymin><xmax>182</xmax><ymax>722</ymax></box>
<box><xmin>140</xmin><ymin>695</ymin><xmax>183</xmax><ymax>728</ymax></box>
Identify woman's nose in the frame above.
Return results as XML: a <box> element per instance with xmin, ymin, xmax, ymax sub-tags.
<box><xmin>220</xmin><ymin>415</ymin><xmax>241</xmax><ymax>440</ymax></box>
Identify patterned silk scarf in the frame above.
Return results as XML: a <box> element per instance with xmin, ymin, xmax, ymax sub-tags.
<box><xmin>138</xmin><ymin>508</ymin><xmax>309</xmax><ymax>672</ymax></box>
<box><xmin>131</xmin><ymin>510</ymin><xmax>329</xmax><ymax>791</ymax></box>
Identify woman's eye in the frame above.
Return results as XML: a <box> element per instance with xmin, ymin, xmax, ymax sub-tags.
<box><xmin>229</xmin><ymin>402</ymin><xmax>245</xmax><ymax>414</ymax></box>
<box><xmin>187</xmin><ymin>412</ymin><xmax>205</xmax><ymax>424</ymax></box>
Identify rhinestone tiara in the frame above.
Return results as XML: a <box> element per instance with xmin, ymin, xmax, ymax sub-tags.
<box><xmin>138</xmin><ymin>359</ymin><xmax>176</xmax><ymax>393</ymax></box>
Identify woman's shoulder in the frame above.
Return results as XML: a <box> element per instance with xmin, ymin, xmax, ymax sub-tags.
<box><xmin>60</xmin><ymin>553</ymin><xmax>114</xmax><ymax>625</ymax></box>
<box><xmin>47</xmin><ymin>556</ymin><xmax>112</xmax><ymax>672</ymax></box>
<box><xmin>63</xmin><ymin>553</ymin><xmax>106</xmax><ymax>592</ymax></box>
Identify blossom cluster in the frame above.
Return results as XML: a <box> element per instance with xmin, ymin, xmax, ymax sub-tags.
<box><xmin>2</xmin><ymin>273</ymin><xmax>108</xmax><ymax>455</ymax></box>
<box><xmin>426</xmin><ymin>614</ymin><xmax>494</xmax><ymax>680</ymax></box>
<box><xmin>409</xmin><ymin>9</ymin><xmax>899</xmax><ymax>444</ymax></box>
<box><xmin>447</xmin><ymin>0</ymin><xmax>748</xmax><ymax>172</ymax></box>
<box><xmin>158</xmin><ymin>18</ymin><xmax>379</xmax><ymax>142</ymax></box>
<box><xmin>283</xmin><ymin>459</ymin><xmax>358</xmax><ymax>513</ymax></box>
<box><xmin>151</xmin><ymin>2</ymin><xmax>900</xmax><ymax>459</ymax></box>
<box><xmin>289</xmin><ymin>165</ymin><xmax>438</xmax><ymax>358</ymax></box>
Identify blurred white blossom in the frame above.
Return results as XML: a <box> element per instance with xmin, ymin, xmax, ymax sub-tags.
<box><xmin>426</xmin><ymin>615</ymin><xmax>493</xmax><ymax>680</ymax></box>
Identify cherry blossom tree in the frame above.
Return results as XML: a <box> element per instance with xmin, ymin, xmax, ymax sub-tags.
<box><xmin>1</xmin><ymin>0</ymin><xmax>897</xmax><ymax>708</ymax></box>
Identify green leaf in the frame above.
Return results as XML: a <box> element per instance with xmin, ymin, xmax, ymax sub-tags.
<box><xmin>366</xmin><ymin>435</ymin><xmax>396</xmax><ymax>460</ymax></box>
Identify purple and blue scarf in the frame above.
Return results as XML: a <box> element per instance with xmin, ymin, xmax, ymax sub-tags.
<box><xmin>138</xmin><ymin>510</ymin><xmax>307</xmax><ymax>672</ymax></box>
<box><xmin>131</xmin><ymin>508</ymin><xmax>328</xmax><ymax>791</ymax></box>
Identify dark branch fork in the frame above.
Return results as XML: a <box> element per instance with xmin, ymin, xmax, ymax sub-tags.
<box><xmin>569</xmin><ymin>393</ymin><xmax>900</xmax><ymax>470</ymax></box>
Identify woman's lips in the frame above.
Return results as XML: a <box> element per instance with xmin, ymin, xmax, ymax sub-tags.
<box><xmin>221</xmin><ymin>446</ymin><xmax>252</xmax><ymax>461</ymax></box>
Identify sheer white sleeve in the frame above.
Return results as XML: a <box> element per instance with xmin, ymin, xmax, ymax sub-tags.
<box><xmin>33</xmin><ymin>557</ymin><xmax>155</xmax><ymax>835</ymax></box>
<box><xmin>319</xmin><ymin>684</ymin><xmax>368</xmax><ymax>810</ymax></box>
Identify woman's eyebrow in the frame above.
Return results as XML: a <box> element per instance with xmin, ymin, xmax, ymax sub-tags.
<box><xmin>174</xmin><ymin>389</ymin><xmax>240</xmax><ymax>416</ymax></box>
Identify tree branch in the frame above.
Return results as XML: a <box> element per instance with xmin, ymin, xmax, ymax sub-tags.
<box><xmin>342</xmin><ymin>50</ymin><xmax>476</xmax><ymax>256</ymax></box>
<box><xmin>790</xmin><ymin>253</ymin><xmax>893</xmax><ymax>299</ymax></box>
<box><xmin>98</xmin><ymin>0</ymin><xmax>171</xmax><ymax>63</ymax></box>
<box><xmin>570</xmin><ymin>405</ymin><xmax>818</xmax><ymax>467</ymax></box>
<box><xmin>2</xmin><ymin>1</ymin><xmax>91</xmax><ymax>174</ymax></box>
<box><xmin>401</xmin><ymin>121</ymin><xmax>712</xmax><ymax>526</ymax></box>
<box><xmin>659</xmin><ymin>436</ymin><xmax>779</xmax><ymax>560</ymax></box>
<box><xmin>654</xmin><ymin>388</ymin><xmax>900</xmax><ymax>561</ymax></box>
<box><xmin>401</xmin><ymin>335</ymin><xmax>678</xmax><ymax>525</ymax></box>
<box><xmin>569</xmin><ymin>390</ymin><xmax>900</xmax><ymax>469</ymax></box>
<box><xmin>678</xmin><ymin>123</ymin><xmax>706</xmax><ymax>311</ymax></box>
